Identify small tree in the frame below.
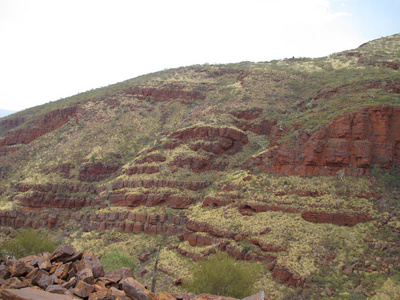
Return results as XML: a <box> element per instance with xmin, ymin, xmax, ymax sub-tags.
<box><xmin>3</xmin><ymin>228</ymin><xmax>56</xmax><ymax>258</ymax></box>
<box><xmin>185</xmin><ymin>251</ymin><xmax>261</xmax><ymax>298</ymax></box>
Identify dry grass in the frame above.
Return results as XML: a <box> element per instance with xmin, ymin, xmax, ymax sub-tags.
<box><xmin>1</xmin><ymin>34</ymin><xmax>400</xmax><ymax>299</ymax></box>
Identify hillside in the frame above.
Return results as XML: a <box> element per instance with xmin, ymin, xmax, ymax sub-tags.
<box><xmin>1</xmin><ymin>34</ymin><xmax>400</xmax><ymax>299</ymax></box>
<box><xmin>0</xmin><ymin>109</ymin><xmax>17</xmax><ymax>118</ymax></box>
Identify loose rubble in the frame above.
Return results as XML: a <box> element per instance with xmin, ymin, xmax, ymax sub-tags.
<box><xmin>0</xmin><ymin>245</ymin><xmax>268</xmax><ymax>300</ymax></box>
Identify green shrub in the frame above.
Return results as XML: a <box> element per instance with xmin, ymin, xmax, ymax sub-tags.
<box><xmin>185</xmin><ymin>251</ymin><xmax>261</xmax><ymax>298</ymax></box>
<box><xmin>372</xmin><ymin>165</ymin><xmax>400</xmax><ymax>190</ymax></box>
<box><xmin>101</xmin><ymin>248</ymin><xmax>137</xmax><ymax>273</ymax></box>
<box><xmin>381</xmin><ymin>167</ymin><xmax>400</xmax><ymax>189</ymax></box>
<box><xmin>3</xmin><ymin>229</ymin><xmax>56</xmax><ymax>258</ymax></box>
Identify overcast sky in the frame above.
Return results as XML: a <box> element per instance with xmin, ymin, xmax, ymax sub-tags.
<box><xmin>1</xmin><ymin>0</ymin><xmax>399</xmax><ymax>112</ymax></box>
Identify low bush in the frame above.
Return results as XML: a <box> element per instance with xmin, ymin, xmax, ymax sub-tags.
<box><xmin>185</xmin><ymin>251</ymin><xmax>261</xmax><ymax>298</ymax></box>
<box><xmin>381</xmin><ymin>167</ymin><xmax>400</xmax><ymax>189</ymax></box>
<box><xmin>372</xmin><ymin>165</ymin><xmax>400</xmax><ymax>189</ymax></box>
<box><xmin>101</xmin><ymin>248</ymin><xmax>137</xmax><ymax>273</ymax></box>
<box><xmin>2</xmin><ymin>228</ymin><xmax>56</xmax><ymax>258</ymax></box>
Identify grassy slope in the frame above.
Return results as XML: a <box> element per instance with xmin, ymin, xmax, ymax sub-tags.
<box><xmin>0</xmin><ymin>34</ymin><xmax>400</xmax><ymax>298</ymax></box>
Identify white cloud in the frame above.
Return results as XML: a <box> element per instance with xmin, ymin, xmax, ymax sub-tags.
<box><xmin>0</xmin><ymin>0</ymin><xmax>364</xmax><ymax>111</ymax></box>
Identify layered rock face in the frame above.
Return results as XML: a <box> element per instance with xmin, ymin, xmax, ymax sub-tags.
<box><xmin>1</xmin><ymin>35</ymin><xmax>399</xmax><ymax>297</ymax></box>
<box><xmin>0</xmin><ymin>107</ymin><xmax>77</xmax><ymax>148</ymax></box>
<box><xmin>124</xmin><ymin>86</ymin><xmax>205</xmax><ymax>103</ymax></box>
<box><xmin>79</xmin><ymin>162</ymin><xmax>122</xmax><ymax>182</ymax></box>
<box><xmin>245</xmin><ymin>106</ymin><xmax>400</xmax><ymax>176</ymax></box>
<box><xmin>0</xmin><ymin>209</ymin><xmax>305</xmax><ymax>288</ymax></box>
<box><xmin>304</xmin><ymin>106</ymin><xmax>400</xmax><ymax>175</ymax></box>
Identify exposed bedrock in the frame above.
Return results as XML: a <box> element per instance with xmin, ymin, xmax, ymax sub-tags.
<box><xmin>169</xmin><ymin>126</ymin><xmax>249</xmax><ymax>146</ymax></box>
<box><xmin>238</xmin><ymin>202</ymin><xmax>371</xmax><ymax>226</ymax></box>
<box><xmin>0</xmin><ymin>209</ymin><xmax>328</xmax><ymax>288</ymax></box>
<box><xmin>12</xmin><ymin>183</ymin><xmax>97</xmax><ymax>209</ymax></box>
<box><xmin>15</xmin><ymin>192</ymin><xmax>94</xmax><ymax>209</ymax></box>
<box><xmin>0</xmin><ymin>106</ymin><xmax>77</xmax><ymax>147</ymax></box>
<box><xmin>0</xmin><ymin>117</ymin><xmax>26</xmax><ymax>131</ymax></box>
<box><xmin>170</xmin><ymin>155</ymin><xmax>228</xmax><ymax>173</ymax></box>
<box><xmin>301</xmin><ymin>211</ymin><xmax>372</xmax><ymax>226</ymax></box>
<box><xmin>230</xmin><ymin>108</ymin><xmax>263</xmax><ymax>120</ymax></box>
<box><xmin>100</xmin><ymin>192</ymin><xmax>199</xmax><ymax>210</ymax></box>
<box><xmin>244</xmin><ymin>105</ymin><xmax>400</xmax><ymax>176</ymax></box>
<box><xmin>108</xmin><ymin>179</ymin><xmax>209</xmax><ymax>192</ymax></box>
<box><xmin>0</xmin><ymin>210</ymin><xmax>187</xmax><ymax>234</ymax></box>
<box><xmin>123</xmin><ymin>86</ymin><xmax>205</xmax><ymax>102</ymax></box>
<box><xmin>125</xmin><ymin>165</ymin><xmax>160</xmax><ymax>175</ymax></box>
<box><xmin>79</xmin><ymin>162</ymin><xmax>121</xmax><ymax>182</ymax></box>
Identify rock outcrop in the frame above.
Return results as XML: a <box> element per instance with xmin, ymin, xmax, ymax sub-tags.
<box><xmin>244</xmin><ymin>106</ymin><xmax>400</xmax><ymax>176</ymax></box>
<box><xmin>0</xmin><ymin>107</ymin><xmax>77</xmax><ymax>148</ymax></box>
<box><xmin>0</xmin><ymin>117</ymin><xmax>25</xmax><ymax>132</ymax></box>
<box><xmin>123</xmin><ymin>86</ymin><xmax>205</xmax><ymax>102</ymax></box>
<box><xmin>79</xmin><ymin>162</ymin><xmax>121</xmax><ymax>182</ymax></box>
<box><xmin>0</xmin><ymin>210</ymin><xmax>187</xmax><ymax>235</ymax></box>
<box><xmin>301</xmin><ymin>211</ymin><xmax>372</xmax><ymax>226</ymax></box>
<box><xmin>169</xmin><ymin>126</ymin><xmax>249</xmax><ymax>149</ymax></box>
<box><xmin>1</xmin><ymin>35</ymin><xmax>400</xmax><ymax>297</ymax></box>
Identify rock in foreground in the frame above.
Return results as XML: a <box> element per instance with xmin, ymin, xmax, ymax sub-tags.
<box><xmin>0</xmin><ymin>245</ymin><xmax>267</xmax><ymax>300</ymax></box>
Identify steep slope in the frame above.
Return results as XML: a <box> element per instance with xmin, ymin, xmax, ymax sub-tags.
<box><xmin>0</xmin><ymin>109</ymin><xmax>17</xmax><ymax>118</ymax></box>
<box><xmin>1</xmin><ymin>34</ymin><xmax>400</xmax><ymax>298</ymax></box>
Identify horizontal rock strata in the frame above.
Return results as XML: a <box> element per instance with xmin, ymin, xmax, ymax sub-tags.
<box><xmin>243</xmin><ymin>105</ymin><xmax>400</xmax><ymax>176</ymax></box>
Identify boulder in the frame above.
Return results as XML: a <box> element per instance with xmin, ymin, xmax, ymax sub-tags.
<box><xmin>139</xmin><ymin>250</ymin><xmax>152</xmax><ymax>262</ymax></box>
<box><xmin>9</xmin><ymin>260</ymin><xmax>28</xmax><ymax>277</ymax></box>
<box><xmin>110</xmin><ymin>286</ymin><xmax>128</xmax><ymax>298</ymax></box>
<box><xmin>0</xmin><ymin>265</ymin><xmax>10</xmax><ymax>280</ymax></box>
<box><xmin>77</xmin><ymin>267</ymin><xmax>94</xmax><ymax>284</ymax></box>
<box><xmin>59</xmin><ymin>251</ymin><xmax>83</xmax><ymax>263</ymax></box>
<box><xmin>6</xmin><ymin>277</ymin><xmax>29</xmax><ymax>289</ymax></box>
<box><xmin>82</xmin><ymin>252</ymin><xmax>105</xmax><ymax>278</ymax></box>
<box><xmin>38</xmin><ymin>253</ymin><xmax>52</xmax><ymax>271</ymax></box>
<box><xmin>62</xmin><ymin>277</ymin><xmax>77</xmax><ymax>289</ymax></box>
<box><xmin>30</xmin><ymin>269</ymin><xmax>46</xmax><ymax>286</ymax></box>
<box><xmin>260</xmin><ymin>227</ymin><xmax>271</xmax><ymax>235</ymax></box>
<box><xmin>38</xmin><ymin>272</ymin><xmax>53</xmax><ymax>290</ymax></box>
<box><xmin>45</xmin><ymin>284</ymin><xmax>71</xmax><ymax>295</ymax></box>
<box><xmin>122</xmin><ymin>277</ymin><xmax>156</xmax><ymax>300</ymax></box>
<box><xmin>88</xmin><ymin>288</ymin><xmax>117</xmax><ymax>300</ymax></box>
<box><xmin>51</xmin><ymin>245</ymin><xmax>76</xmax><ymax>261</ymax></box>
<box><xmin>73</xmin><ymin>280</ymin><xmax>95</xmax><ymax>298</ymax></box>
<box><xmin>104</xmin><ymin>267</ymin><xmax>135</xmax><ymax>284</ymax></box>
<box><xmin>0</xmin><ymin>287</ymin><xmax>77</xmax><ymax>300</ymax></box>
<box><xmin>52</xmin><ymin>262</ymin><xmax>70</xmax><ymax>280</ymax></box>
<box><xmin>156</xmin><ymin>291</ymin><xmax>177</xmax><ymax>300</ymax></box>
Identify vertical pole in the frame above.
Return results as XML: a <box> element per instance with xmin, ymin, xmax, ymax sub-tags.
<box><xmin>151</xmin><ymin>244</ymin><xmax>161</xmax><ymax>293</ymax></box>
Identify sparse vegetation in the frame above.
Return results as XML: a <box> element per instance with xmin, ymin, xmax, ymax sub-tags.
<box><xmin>378</xmin><ymin>167</ymin><xmax>400</xmax><ymax>190</ymax></box>
<box><xmin>2</xmin><ymin>228</ymin><xmax>56</xmax><ymax>258</ymax></box>
<box><xmin>101</xmin><ymin>248</ymin><xmax>137</xmax><ymax>273</ymax></box>
<box><xmin>184</xmin><ymin>251</ymin><xmax>262</xmax><ymax>298</ymax></box>
<box><xmin>0</xmin><ymin>34</ymin><xmax>399</xmax><ymax>298</ymax></box>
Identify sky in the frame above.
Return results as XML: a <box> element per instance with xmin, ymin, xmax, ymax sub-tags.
<box><xmin>0</xmin><ymin>0</ymin><xmax>399</xmax><ymax>112</ymax></box>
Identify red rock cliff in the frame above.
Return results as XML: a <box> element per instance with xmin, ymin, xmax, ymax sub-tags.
<box><xmin>244</xmin><ymin>106</ymin><xmax>400</xmax><ymax>176</ymax></box>
<box><xmin>0</xmin><ymin>106</ymin><xmax>77</xmax><ymax>147</ymax></box>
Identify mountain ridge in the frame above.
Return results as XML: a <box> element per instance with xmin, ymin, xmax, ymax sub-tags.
<box><xmin>0</xmin><ymin>34</ymin><xmax>400</xmax><ymax>298</ymax></box>
<box><xmin>0</xmin><ymin>109</ymin><xmax>17</xmax><ymax>118</ymax></box>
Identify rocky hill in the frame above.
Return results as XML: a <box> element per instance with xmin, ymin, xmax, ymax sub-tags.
<box><xmin>0</xmin><ymin>110</ymin><xmax>17</xmax><ymax>119</ymax></box>
<box><xmin>1</xmin><ymin>34</ymin><xmax>400</xmax><ymax>299</ymax></box>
